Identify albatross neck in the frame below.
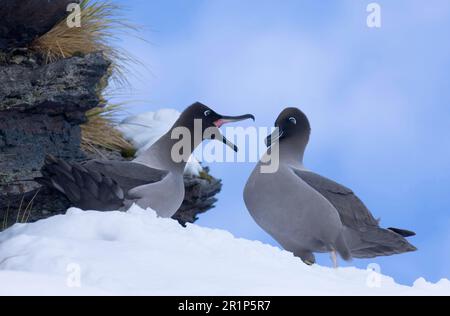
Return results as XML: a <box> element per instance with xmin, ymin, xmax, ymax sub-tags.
<box><xmin>133</xmin><ymin>125</ymin><xmax>200</xmax><ymax>174</ymax></box>
<box><xmin>278</xmin><ymin>136</ymin><xmax>309</xmax><ymax>168</ymax></box>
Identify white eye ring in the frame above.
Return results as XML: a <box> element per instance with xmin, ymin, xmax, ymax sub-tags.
<box><xmin>289</xmin><ymin>117</ymin><xmax>297</xmax><ymax>124</ymax></box>
<box><xmin>204</xmin><ymin>110</ymin><xmax>211</xmax><ymax>117</ymax></box>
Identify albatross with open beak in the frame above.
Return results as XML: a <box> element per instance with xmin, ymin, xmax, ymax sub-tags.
<box><xmin>37</xmin><ymin>102</ymin><xmax>255</xmax><ymax>218</ymax></box>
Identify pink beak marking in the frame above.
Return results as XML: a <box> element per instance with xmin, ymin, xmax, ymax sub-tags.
<box><xmin>214</xmin><ymin>119</ymin><xmax>226</xmax><ymax>128</ymax></box>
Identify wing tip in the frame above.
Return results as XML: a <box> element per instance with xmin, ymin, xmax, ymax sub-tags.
<box><xmin>388</xmin><ymin>227</ymin><xmax>416</xmax><ymax>238</ymax></box>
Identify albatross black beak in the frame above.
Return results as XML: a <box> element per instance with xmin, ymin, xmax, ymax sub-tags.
<box><xmin>265</xmin><ymin>128</ymin><xmax>285</xmax><ymax>148</ymax></box>
<box><xmin>213</xmin><ymin>114</ymin><xmax>255</xmax><ymax>128</ymax></box>
<box><xmin>212</xmin><ymin>113</ymin><xmax>255</xmax><ymax>152</ymax></box>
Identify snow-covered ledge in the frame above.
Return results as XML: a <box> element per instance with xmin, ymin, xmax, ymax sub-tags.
<box><xmin>0</xmin><ymin>205</ymin><xmax>448</xmax><ymax>296</ymax></box>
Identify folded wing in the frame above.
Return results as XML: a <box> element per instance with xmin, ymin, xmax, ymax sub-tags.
<box><xmin>292</xmin><ymin>169</ymin><xmax>417</xmax><ymax>258</ymax></box>
<box><xmin>36</xmin><ymin>155</ymin><xmax>169</xmax><ymax>211</ymax></box>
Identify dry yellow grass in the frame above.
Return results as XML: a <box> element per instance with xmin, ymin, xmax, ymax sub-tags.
<box><xmin>31</xmin><ymin>0</ymin><xmax>141</xmax><ymax>155</ymax></box>
<box><xmin>81</xmin><ymin>103</ymin><xmax>135</xmax><ymax>156</ymax></box>
<box><xmin>31</xmin><ymin>0</ymin><xmax>138</xmax><ymax>85</ymax></box>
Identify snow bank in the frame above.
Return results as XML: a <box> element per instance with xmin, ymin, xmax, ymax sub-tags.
<box><xmin>0</xmin><ymin>205</ymin><xmax>448</xmax><ymax>296</ymax></box>
<box><xmin>117</xmin><ymin>109</ymin><xmax>203</xmax><ymax>176</ymax></box>
<box><xmin>0</xmin><ymin>271</ymin><xmax>108</xmax><ymax>296</ymax></box>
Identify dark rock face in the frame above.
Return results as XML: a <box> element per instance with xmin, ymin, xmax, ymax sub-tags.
<box><xmin>0</xmin><ymin>51</ymin><xmax>111</xmax><ymax>123</ymax></box>
<box><xmin>0</xmin><ymin>50</ymin><xmax>111</xmax><ymax>198</ymax></box>
<box><xmin>0</xmin><ymin>111</ymin><xmax>84</xmax><ymax>194</ymax></box>
<box><xmin>0</xmin><ymin>0</ymin><xmax>79</xmax><ymax>50</ymax></box>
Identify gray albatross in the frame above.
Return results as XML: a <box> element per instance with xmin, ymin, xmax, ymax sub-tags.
<box><xmin>243</xmin><ymin>107</ymin><xmax>416</xmax><ymax>266</ymax></box>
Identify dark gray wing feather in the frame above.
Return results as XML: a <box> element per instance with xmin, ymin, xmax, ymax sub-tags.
<box><xmin>292</xmin><ymin>169</ymin><xmax>379</xmax><ymax>229</ymax></box>
<box><xmin>83</xmin><ymin>160</ymin><xmax>169</xmax><ymax>194</ymax></box>
<box><xmin>36</xmin><ymin>155</ymin><xmax>169</xmax><ymax>211</ymax></box>
<box><xmin>292</xmin><ymin>169</ymin><xmax>417</xmax><ymax>257</ymax></box>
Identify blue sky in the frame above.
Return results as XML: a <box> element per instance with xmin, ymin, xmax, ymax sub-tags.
<box><xmin>112</xmin><ymin>0</ymin><xmax>450</xmax><ymax>285</ymax></box>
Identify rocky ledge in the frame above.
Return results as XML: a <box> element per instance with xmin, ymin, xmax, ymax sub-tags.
<box><xmin>0</xmin><ymin>51</ymin><xmax>110</xmax><ymax>122</ymax></box>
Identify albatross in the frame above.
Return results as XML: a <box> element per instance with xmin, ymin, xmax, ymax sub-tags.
<box><xmin>37</xmin><ymin>102</ymin><xmax>255</xmax><ymax>218</ymax></box>
<box><xmin>243</xmin><ymin>107</ymin><xmax>416</xmax><ymax>266</ymax></box>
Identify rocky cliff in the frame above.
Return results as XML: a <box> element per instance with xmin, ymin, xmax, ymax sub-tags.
<box><xmin>0</xmin><ymin>0</ymin><xmax>221</xmax><ymax>229</ymax></box>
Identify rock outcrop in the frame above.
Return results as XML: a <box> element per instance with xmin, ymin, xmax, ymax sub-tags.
<box><xmin>0</xmin><ymin>0</ymin><xmax>79</xmax><ymax>50</ymax></box>
<box><xmin>0</xmin><ymin>51</ymin><xmax>110</xmax><ymax>121</ymax></box>
<box><xmin>0</xmin><ymin>2</ymin><xmax>100</xmax><ymax>198</ymax></box>
<box><xmin>0</xmin><ymin>1</ymin><xmax>222</xmax><ymax>229</ymax></box>
<box><xmin>0</xmin><ymin>50</ymin><xmax>110</xmax><ymax>195</ymax></box>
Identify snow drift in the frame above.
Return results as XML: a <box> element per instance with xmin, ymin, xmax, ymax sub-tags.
<box><xmin>0</xmin><ymin>205</ymin><xmax>448</xmax><ymax>296</ymax></box>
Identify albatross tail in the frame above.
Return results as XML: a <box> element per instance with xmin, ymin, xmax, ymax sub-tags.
<box><xmin>388</xmin><ymin>227</ymin><xmax>416</xmax><ymax>238</ymax></box>
<box><xmin>345</xmin><ymin>226</ymin><xmax>417</xmax><ymax>258</ymax></box>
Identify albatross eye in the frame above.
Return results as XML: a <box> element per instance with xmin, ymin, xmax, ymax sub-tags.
<box><xmin>289</xmin><ymin>117</ymin><xmax>297</xmax><ymax>125</ymax></box>
<box><xmin>204</xmin><ymin>110</ymin><xmax>211</xmax><ymax>117</ymax></box>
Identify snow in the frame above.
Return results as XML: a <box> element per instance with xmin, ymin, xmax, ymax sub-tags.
<box><xmin>117</xmin><ymin>109</ymin><xmax>203</xmax><ymax>176</ymax></box>
<box><xmin>0</xmin><ymin>205</ymin><xmax>449</xmax><ymax>296</ymax></box>
<box><xmin>0</xmin><ymin>271</ymin><xmax>108</xmax><ymax>296</ymax></box>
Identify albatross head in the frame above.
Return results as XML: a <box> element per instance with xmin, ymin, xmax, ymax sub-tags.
<box><xmin>265</xmin><ymin>107</ymin><xmax>311</xmax><ymax>148</ymax></box>
<box><xmin>178</xmin><ymin>102</ymin><xmax>255</xmax><ymax>152</ymax></box>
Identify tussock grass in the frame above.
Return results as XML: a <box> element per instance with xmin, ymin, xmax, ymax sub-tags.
<box><xmin>81</xmin><ymin>103</ymin><xmax>135</xmax><ymax>157</ymax></box>
<box><xmin>1</xmin><ymin>190</ymin><xmax>40</xmax><ymax>231</ymax></box>
<box><xmin>2</xmin><ymin>202</ymin><xmax>10</xmax><ymax>231</ymax></box>
<box><xmin>31</xmin><ymin>0</ymin><xmax>142</xmax><ymax>154</ymax></box>
<box><xmin>31</xmin><ymin>0</ymin><xmax>139</xmax><ymax>85</ymax></box>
